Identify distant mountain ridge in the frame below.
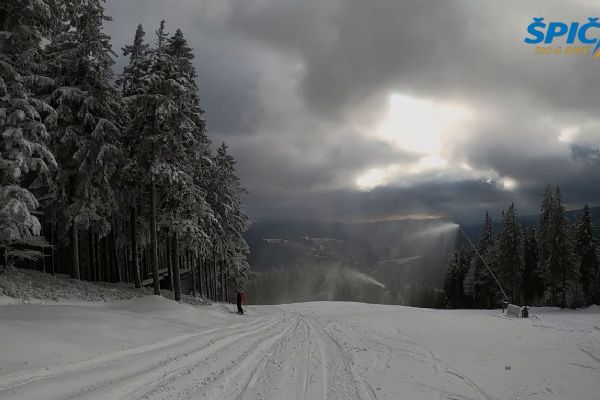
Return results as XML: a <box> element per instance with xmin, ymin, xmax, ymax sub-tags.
<box><xmin>245</xmin><ymin>206</ymin><xmax>600</xmax><ymax>275</ymax></box>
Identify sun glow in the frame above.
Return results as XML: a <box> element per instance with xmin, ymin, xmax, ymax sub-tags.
<box><xmin>375</xmin><ymin>94</ymin><xmax>472</xmax><ymax>156</ymax></box>
<box><xmin>354</xmin><ymin>94</ymin><xmax>474</xmax><ymax>190</ymax></box>
<box><xmin>501</xmin><ymin>177</ymin><xmax>518</xmax><ymax>190</ymax></box>
<box><xmin>355</xmin><ymin>167</ymin><xmax>390</xmax><ymax>190</ymax></box>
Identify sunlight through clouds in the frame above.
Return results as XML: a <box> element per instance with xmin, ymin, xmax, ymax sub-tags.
<box><xmin>374</xmin><ymin>94</ymin><xmax>473</xmax><ymax>156</ymax></box>
<box><xmin>354</xmin><ymin>93</ymin><xmax>475</xmax><ymax>190</ymax></box>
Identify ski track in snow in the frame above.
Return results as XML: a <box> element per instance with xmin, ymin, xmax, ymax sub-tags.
<box><xmin>1</xmin><ymin>301</ymin><xmax>599</xmax><ymax>400</ymax></box>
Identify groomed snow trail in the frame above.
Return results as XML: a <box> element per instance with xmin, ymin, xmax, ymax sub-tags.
<box><xmin>1</xmin><ymin>298</ymin><xmax>599</xmax><ymax>400</ymax></box>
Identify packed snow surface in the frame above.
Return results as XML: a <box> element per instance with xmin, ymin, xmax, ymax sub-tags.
<box><xmin>0</xmin><ymin>297</ymin><xmax>598</xmax><ymax>400</ymax></box>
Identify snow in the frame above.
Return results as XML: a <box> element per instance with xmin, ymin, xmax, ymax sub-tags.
<box><xmin>0</xmin><ymin>267</ymin><xmax>209</xmax><ymax>306</ymax></box>
<box><xmin>0</xmin><ymin>294</ymin><xmax>598</xmax><ymax>400</ymax></box>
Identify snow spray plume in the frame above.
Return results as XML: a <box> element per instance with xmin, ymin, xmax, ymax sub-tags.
<box><xmin>347</xmin><ymin>269</ymin><xmax>386</xmax><ymax>289</ymax></box>
<box><xmin>412</xmin><ymin>222</ymin><xmax>461</xmax><ymax>238</ymax></box>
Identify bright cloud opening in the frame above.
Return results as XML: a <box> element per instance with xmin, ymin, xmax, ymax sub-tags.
<box><xmin>374</xmin><ymin>94</ymin><xmax>473</xmax><ymax>156</ymax></box>
<box><xmin>354</xmin><ymin>94</ymin><xmax>475</xmax><ymax>190</ymax></box>
<box><xmin>355</xmin><ymin>167</ymin><xmax>390</xmax><ymax>190</ymax></box>
<box><xmin>501</xmin><ymin>177</ymin><xmax>518</xmax><ymax>190</ymax></box>
<box><xmin>558</xmin><ymin>126</ymin><xmax>580</xmax><ymax>143</ymax></box>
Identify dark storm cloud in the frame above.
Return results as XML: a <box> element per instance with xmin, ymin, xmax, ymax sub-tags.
<box><xmin>105</xmin><ymin>0</ymin><xmax>600</xmax><ymax>222</ymax></box>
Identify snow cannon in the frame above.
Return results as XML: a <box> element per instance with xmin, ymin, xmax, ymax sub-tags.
<box><xmin>506</xmin><ymin>304</ymin><xmax>529</xmax><ymax>318</ymax></box>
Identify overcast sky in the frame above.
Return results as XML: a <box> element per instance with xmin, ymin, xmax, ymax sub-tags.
<box><xmin>106</xmin><ymin>0</ymin><xmax>600</xmax><ymax>223</ymax></box>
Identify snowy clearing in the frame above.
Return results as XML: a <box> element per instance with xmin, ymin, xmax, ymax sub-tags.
<box><xmin>0</xmin><ymin>297</ymin><xmax>599</xmax><ymax>400</ymax></box>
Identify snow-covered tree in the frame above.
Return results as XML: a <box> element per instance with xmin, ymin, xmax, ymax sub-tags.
<box><xmin>118</xmin><ymin>23</ymin><xmax>152</xmax><ymax>288</ymax></box>
<box><xmin>497</xmin><ymin>203</ymin><xmax>524</xmax><ymax>304</ymax></box>
<box><xmin>464</xmin><ymin>212</ymin><xmax>500</xmax><ymax>308</ymax></box>
<box><xmin>209</xmin><ymin>143</ymin><xmax>250</xmax><ymax>298</ymax></box>
<box><xmin>46</xmin><ymin>0</ymin><xmax>126</xmax><ymax>279</ymax></box>
<box><xmin>444</xmin><ymin>247</ymin><xmax>472</xmax><ymax>308</ymax></box>
<box><xmin>117</xmin><ymin>24</ymin><xmax>149</xmax><ymax>97</ymax></box>
<box><xmin>0</xmin><ymin>0</ymin><xmax>57</xmax><ymax>268</ymax></box>
<box><xmin>575</xmin><ymin>204</ymin><xmax>599</xmax><ymax>305</ymax></box>
<box><xmin>124</xmin><ymin>21</ymin><xmax>212</xmax><ymax>296</ymax></box>
<box><xmin>538</xmin><ymin>186</ymin><xmax>579</xmax><ymax>307</ymax></box>
<box><xmin>522</xmin><ymin>225</ymin><xmax>543</xmax><ymax>305</ymax></box>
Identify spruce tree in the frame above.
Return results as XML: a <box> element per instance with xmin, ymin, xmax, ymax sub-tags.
<box><xmin>117</xmin><ymin>24</ymin><xmax>149</xmax><ymax>97</ymax></box>
<box><xmin>538</xmin><ymin>185</ymin><xmax>557</xmax><ymax>304</ymax></box>
<box><xmin>463</xmin><ymin>212</ymin><xmax>500</xmax><ymax>308</ymax></box>
<box><xmin>539</xmin><ymin>186</ymin><xmax>579</xmax><ymax>307</ymax></box>
<box><xmin>497</xmin><ymin>203</ymin><xmax>524</xmax><ymax>304</ymax></box>
<box><xmin>522</xmin><ymin>226</ymin><xmax>543</xmax><ymax>305</ymax></box>
<box><xmin>553</xmin><ymin>187</ymin><xmax>579</xmax><ymax>307</ymax></box>
<box><xmin>575</xmin><ymin>204</ymin><xmax>599</xmax><ymax>305</ymax></box>
<box><xmin>125</xmin><ymin>22</ymin><xmax>211</xmax><ymax>296</ymax></box>
<box><xmin>46</xmin><ymin>0</ymin><xmax>126</xmax><ymax>279</ymax></box>
<box><xmin>118</xmin><ymin>23</ymin><xmax>151</xmax><ymax>288</ymax></box>
<box><xmin>0</xmin><ymin>0</ymin><xmax>57</xmax><ymax>268</ymax></box>
<box><xmin>209</xmin><ymin>143</ymin><xmax>249</xmax><ymax>296</ymax></box>
<box><xmin>444</xmin><ymin>247</ymin><xmax>471</xmax><ymax>308</ymax></box>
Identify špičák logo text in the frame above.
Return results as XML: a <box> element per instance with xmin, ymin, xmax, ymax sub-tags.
<box><xmin>524</xmin><ymin>18</ymin><xmax>600</xmax><ymax>58</ymax></box>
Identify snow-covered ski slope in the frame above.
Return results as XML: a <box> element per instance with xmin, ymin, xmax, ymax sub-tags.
<box><xmin>0</xmin><ymin>296</ymin><xmax>598</xmax><ymax>400</ymax></box>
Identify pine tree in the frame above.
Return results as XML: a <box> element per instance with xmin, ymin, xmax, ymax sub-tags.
<box><xmin>538</xmin><ymin>185</ymin><xmax>557</xmax><ymax>304</ymax></box>
<box><xmin>538</xmin><ymin>186</ymin><xmax>579</xmax><ymax>307</ymax></box>
<box><xmin>208</xmin><ymin>143</ymin><xmax>250</xmax><ymax>297</ymax></box>
<box><xmin>522</xmin><ymin>225</ymin><xmax>543</xmax><ymax>305</ymax></box>
<box><xmin>0</xmin><ymin>0</ymin><xmax>57</xmax><ymax>268</ymax></box>
<box><xmin>464</xmin><ymin>212</ymin><xmax>500</xmax><ymax>308</ymax></box>
<box><xmin>444</xmin><ymin>247</ymin><xmax>471</xmax><ymax>308</ymax></box>
<box><xmin>117</xmin><ymin>24</ymin><xmax>149</xmax><ymax>97</ymax></box>
<box><xmin>497</xmin><ymin>203</ymin><xmax>524</xmax><ymax>304</ymax></box>
<box><xmin>124</xmin><ymin>22</ymin><xmax>212</xmax><ymax>296</ymax></box>
<box><xmin>118</xmin><ymin>23</ymin><xmax>152</xmax><ymax>289</ymax></box>
<box><xmin>554</xmin><ymin>188</ymin><xmax>579</xmax><ymax>307</ymax></box>
<box><xmin>46</xmin><ymin>0</ymin><xmax>126</xmax><ymax>279</ymax></box>
<box><xmin>575</xmin><ymin>204</ymin><xmax>599</xmax><ymax>305</ymax></box>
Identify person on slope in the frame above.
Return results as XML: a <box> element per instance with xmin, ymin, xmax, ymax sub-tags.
<box><xmin>236</xmin><ymin>290</ymin><xmax>246</xmax><ymax>314</ymax></box>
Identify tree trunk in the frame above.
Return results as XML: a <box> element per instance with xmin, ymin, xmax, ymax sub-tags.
<box><xmin>50</xmin><ymin>225</ymin><xmax>55</xmax><ymax>275</ymax></box>
<box><xmin>104</xmin><ymin>234</ymin><xmax>110</xmax><ymax>282</ymax></box>
<box><xmin>69</xmin><ymin>173</ymin><xmax>80</xmax><ymax>279</ymax></box>
<box><xmin>142</xmin><ymin>247</ymin><xmax>147</xmax><ymax>281</ymax></box>
<box><xmin>88</xmin><ymin>229</ymin><xmax>95</xmax><ymax>281</ymax></box>
<box><xmin>41</xmin><ymin>218</ymin><xmax>46</xmax><ymax>273</ymax></box>
<box><xmin>77</xmin><ymin>228</ymin><xmax>83</xmax><ymax>278</ymax></box>
<box><xmin>209</xmin><ymin>258</ymin><xmax>214</xmax><ymax>300</ymax></box>
<box><xmin>93</xmin><ymin>233</ymin><xmax>99</xmax><ymax>281</ymax></box>
<box><xmin>166</xmin><ymin>232</ymin><xmax>173</xmax><ymax>291</ymax></box>
<box><xmin>224</xmin><ymin>265</ymin><xmax>229</xmax><ymax>303</ymax></box>
<box><xmin>129</xmin><ymin>207</ymin><xmax>140</xmax><ymax>288</ymax></box>
<box><xmin>172</xmin><ymin>231</ymin><xmax>181</xmax><ymax>301</ymax></box>
<box><xmin>149</xmin><ymin>181</ymin><xmax>160</xmax><ymax>295</ymax></box>
<box><xmin>111</xmin><ymin>230</ymin><xmax>121</xmax><ymax>283</ymax></box>
<box><xmin>123</xmin><ymin>245</ymin><xmax>129</xmax><ymax>283</ymax></box>
<box><xmin>197</xmin><ymin>255</ymin><xmax>203</xmax><ymax>297</ymax></box>
<box><xmin>562</xmin><ymin>268</ymin><xmax>567</xmax><ymax>309</ymax></box>
<box><xmin>213</xmin><ymin>259</ymin><xmax>218</xmax><ymax>301</ymax></box>
<box><xmin>220</xmin><ymin>260</ymin><xmax>225</xmax><ymax>302</ymax></box>
<box><xmin>204</xmin><ymin>258</ymin><xmax>209</xmax><ymax>299</ymax></box>
<box><xmin>70</xmin><ymin>224</ymin><xmax>80</xmax><ymax>279</ymax></box>
<box><xmin>190</xmin><ymin>252</ymin><xmax>196</xmax><ymax>297</ymax></box>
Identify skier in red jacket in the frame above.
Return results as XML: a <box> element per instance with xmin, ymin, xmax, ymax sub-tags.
<box><xmin>236</xmin><ymin>290</ymin><xmax>245</xmax><ymax>314</ymax></box>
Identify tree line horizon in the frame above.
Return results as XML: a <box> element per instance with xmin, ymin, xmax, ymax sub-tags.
<box><xmin>445</xmin><ymin>185</ymin><xmax>600</xmax><ymax>309</ymax></box>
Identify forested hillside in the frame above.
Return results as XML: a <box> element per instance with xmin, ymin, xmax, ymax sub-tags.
<box><xmin>0</xmin><ymin>0</ymin><xmax>249</xmax><ymax>302</ymax></box>
<box><xmin>446</xmin><ymin>186</ymin><xmax>600</xmax><ymax>309</ymax></box>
